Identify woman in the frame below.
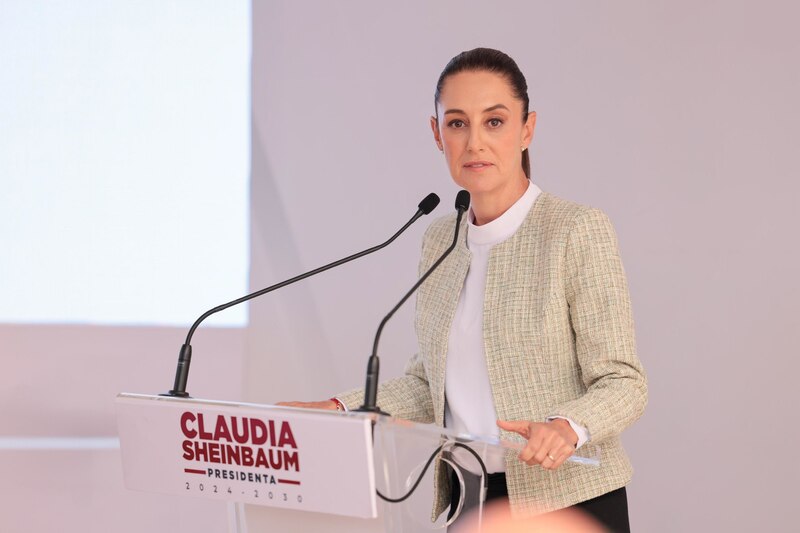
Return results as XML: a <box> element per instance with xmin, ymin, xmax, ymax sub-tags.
<box><xmin>282</xmin><ymin>48</ymin><xmax>647</xmax><ymax>532</ymax></box>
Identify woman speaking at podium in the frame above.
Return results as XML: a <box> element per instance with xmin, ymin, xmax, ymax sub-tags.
<box><xmin>281</xmin><ymin>48</ymin><xmax>647</xmax><ymax>532</ymax></box>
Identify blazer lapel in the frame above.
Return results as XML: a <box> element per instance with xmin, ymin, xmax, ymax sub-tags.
<box><xmin>417</xmin><ymin>216</ymin><xmax>470</xmax><ymax>425</ymax></box>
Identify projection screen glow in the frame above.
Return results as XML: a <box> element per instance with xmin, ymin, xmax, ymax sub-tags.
<box><xmin>0</xmin><ymin>1</ymin><xmax>251</xmax><ymax>327</ymax></box>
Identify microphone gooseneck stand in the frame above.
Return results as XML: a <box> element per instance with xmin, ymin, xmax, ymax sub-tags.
<box><xmin>357</xmin><ymin>190</ymin><xmax>470</xmax><ymax>414</ymax></box>
<box><xmin>163</xmin><ymin>193</ymin><xmax>441</xmax><ymax>398</ymax></box>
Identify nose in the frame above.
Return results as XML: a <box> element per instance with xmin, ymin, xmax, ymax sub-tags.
<box><xmin>466</xmin><ymin>125</ymin><xmax>485</xmax><ymax>153</ymax></box>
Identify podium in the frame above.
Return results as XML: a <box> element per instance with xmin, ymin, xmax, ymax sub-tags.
<box><xmin>116</xmin><ymin>393</ymin><xmax>598</xmax><ymax>532</ymax></box>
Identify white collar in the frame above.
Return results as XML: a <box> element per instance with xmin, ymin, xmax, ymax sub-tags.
<box><xmin>467</xmin><ymin>181</ymin><xmax>542</xmax><ymax>247</ymax></box>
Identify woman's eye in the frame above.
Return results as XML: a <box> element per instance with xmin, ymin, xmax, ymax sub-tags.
<box><xmin>447</xmin><ymin>119</ymin><xmax>466</xmax><ymax>128</ymax></box>
<box><xmin>488</xmin><ymin>118</ymin><xmax>503</xmax><ymax>128</ymax></box>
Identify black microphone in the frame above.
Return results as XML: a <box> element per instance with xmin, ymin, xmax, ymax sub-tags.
<box><xmin>164</xmin><ymin>193</ymin><xmax>441</xmax><ymax>398</ymax></box>
<box><xmin>357</xmin><ymin>190</ymin><xmax>470</xmax><ymax>414</ymax></box>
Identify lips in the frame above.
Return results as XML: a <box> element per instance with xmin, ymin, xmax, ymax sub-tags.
<box><xmin>463</xmin><ymin>160</ymin><xmax>493</xmax><ymax>169</ymax></box>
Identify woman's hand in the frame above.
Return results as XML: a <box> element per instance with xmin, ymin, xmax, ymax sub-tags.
<box><xmin>275</xmin><ymin>400</ymin><xmax>339</xmax><ymax>410</ymax></box>
<box><xmin>496</xmin><ymin>419</ymin><xmax>578</xmax><ymax>470</ymax></box>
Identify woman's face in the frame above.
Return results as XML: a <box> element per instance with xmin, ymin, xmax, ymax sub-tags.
<box><xmin>431</xmin><ymin>70</ymin><xmax>535</xmax><ymax>202</ymax></box>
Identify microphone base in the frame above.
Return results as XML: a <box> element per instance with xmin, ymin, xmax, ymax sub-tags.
<box><xmin>354</xmin><ymin>406</ymin><xmax>390</xmax><ymax>417</ymax></box>
<box><xmin>160</xmin><ymin>390</ymin><xmax>192</xmax><ymax>398</ymax></box>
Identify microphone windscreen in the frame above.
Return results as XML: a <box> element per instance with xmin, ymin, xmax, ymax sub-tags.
<box><xmin>455</xmin><ymin>190</ymin><xmax>471</xmax><ymax>212</ymax></box>
<box><xmin>418</xmin><ymin>193</ymin><xmax>440</xmax><ymax>215</ymax></box>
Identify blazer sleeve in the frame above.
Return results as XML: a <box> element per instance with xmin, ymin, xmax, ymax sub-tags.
<box><xmin>549</xmin><ymin>207</ymin><xmax>648</xmax><ymax>444</ymax></box>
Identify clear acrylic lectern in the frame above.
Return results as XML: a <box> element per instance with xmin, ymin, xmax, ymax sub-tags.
<box><xmin>116</xmin><ymin>393</ymin><xmax>599</xmax><ymax>533</ymax></box>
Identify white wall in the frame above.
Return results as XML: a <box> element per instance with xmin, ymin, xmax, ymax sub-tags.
<box><xmin>0</xmin><ymin>325</ymin><xmax>243</xmax><ymax>532</ymax></box>
<box><xmin>248</xmin><ymin>2</ymin><xmax>800</xmax><ymax>532</ymax></box>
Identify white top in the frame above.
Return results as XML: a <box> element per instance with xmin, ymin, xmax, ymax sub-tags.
<box><xmin>444</xmin><ymin>181</ymin><xmax>588</xmax><ymax>473</ymax></box>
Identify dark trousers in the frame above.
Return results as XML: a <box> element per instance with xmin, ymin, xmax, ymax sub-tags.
<box><xmin>449</xmin><ymin>470</ymin><xmax>631</xmax><ymax>532</ymax></box>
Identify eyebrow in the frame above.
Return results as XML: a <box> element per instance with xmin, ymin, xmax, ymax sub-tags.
<box><xmin>443</xmin><ymin>104</ymin><xmax>510</xmax><ymax>115</ymax></box>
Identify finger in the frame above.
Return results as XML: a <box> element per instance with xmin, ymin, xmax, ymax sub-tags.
<box><xmin>533</xmin><ymin>426</ymin><xmax>572</xmax><ymax>468</ymax></box>
<box><xmin>550</xmin><ymin>445</ymin><xmax>575</xmax><ymax>469</ymax></box>
<box><xmin>541</xmin><ymin>441</ymin><xmax>572</xmax><ymax>470</ymax></box>
<box><xmin>284</xmin><ymin>402</ymin><xmax>312</xmax><ymax>408</ymax></box>
<box><xmin>544</xmin><ymin>442</ymin><xmax>575</xmax><ymax>470</ymax></box>
<box><xmin>540</xmin><ymin>453</ymin><xmax>557</xmax><ymax>470</ymax></box>
<box><xmin>544</xmin><ymin>449</ymin><xmax>567</xmax><ymax>470</ymax></box>
<box><xmin>496</xmin><ymin>420</ymin><xmax>531</xmax><ymax>438</ymax></box>
<box><xmin>531</xmin><ymin>429</ymin><xmax>560</xmax><ymax>465</ymax></box>
<box><xmin>527</xmin><ymin>435</ymin><xmax>549</xmax><ymax>466</ymax></box>
<box><xmin>518</xmin><ymin>430</ymin><xmax>545</xmax><ymax>464</ymax></box>
<box><xmin>276</xmin><ymin>401</ymin><xmax>330</xmax><ymax>409</ymax></box>
<box><xmin>521</xmin><ymin>430</ymin><xmax>549</xmax><ymax>465</ymax></box>
<box><xmin>533</xmin><ymin>446</ymin><xmax>552</xmax><ymax>466</ymax></box>
<box><xmin>519</xmin><ymin>441</ymin><xmax>539</xmax><ymax>464</ymax></box>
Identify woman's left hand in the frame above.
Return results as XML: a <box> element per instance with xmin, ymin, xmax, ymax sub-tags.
<box><xmin>496</xmin><ymin>419</ymin><xmax>578</xmax><ymax>470</ymax></box>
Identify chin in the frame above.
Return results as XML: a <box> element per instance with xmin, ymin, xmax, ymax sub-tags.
<box><xmin>453</xmin><ymin>176</ymin><xmax>501</xmax><ymax>196</ymax></box>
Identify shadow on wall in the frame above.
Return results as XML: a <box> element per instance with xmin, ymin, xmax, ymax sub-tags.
<box><xmin>244</xmin><ymin>123</ymin><xmax>338</xmax><ymax>404</ymax></box>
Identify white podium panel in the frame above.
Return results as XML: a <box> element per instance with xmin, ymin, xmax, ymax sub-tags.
<box><xmin>116</xmin><ymin>393</ymin><xmax>377</xmax><ymax>519</ymax></box>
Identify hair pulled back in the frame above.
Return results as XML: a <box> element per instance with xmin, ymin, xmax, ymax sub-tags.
<box><xmin>434</xmin><ymin>48</ymin><xmax>531</xmax><ymax>179</ymax></box>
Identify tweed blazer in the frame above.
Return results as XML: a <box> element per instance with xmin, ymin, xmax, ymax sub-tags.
<box><xmin>338</xmin><ymin>191</ymin><xmax>647</xmax><ymax>517</ymax></box>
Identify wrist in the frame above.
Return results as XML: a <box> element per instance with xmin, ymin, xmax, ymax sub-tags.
<box><xmin>329</xmin><ymin>397</ymin><xmax>346</xmax><ymax>412</ymax></box>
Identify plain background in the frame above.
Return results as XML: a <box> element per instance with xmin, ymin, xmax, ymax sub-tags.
<box><xmin>2</xmin><ymin>1</ymin><xmax>799</xmax><ymax>532</ymax></box>
<box><xmin>247</xmin><ymin>2</ymin><xmax>799</xmax><ymax>532</ymax></box>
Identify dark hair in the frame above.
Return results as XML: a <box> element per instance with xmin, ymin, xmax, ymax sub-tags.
<box><xmin>434</xmin><ymin>48</ymin><xmax>531</xmax><ymax>179</ymax></box>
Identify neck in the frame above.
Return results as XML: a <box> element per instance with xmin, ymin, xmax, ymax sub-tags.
<box><xmin>471</xmin><ymin>176</ymin><xmax>529</xmax><ymax>226</ymax></box>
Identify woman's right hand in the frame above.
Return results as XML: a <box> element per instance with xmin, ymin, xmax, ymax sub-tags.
<box><xmin>275</xmin><ymin>400</ymin><xmax>339</xmax><ymax>410</ymax></box>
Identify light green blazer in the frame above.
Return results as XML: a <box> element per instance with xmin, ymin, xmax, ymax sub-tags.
<box><xmin>338</xmin><ymin>191</ymin><xmax>647</xmax><ymax>517</ymax></box>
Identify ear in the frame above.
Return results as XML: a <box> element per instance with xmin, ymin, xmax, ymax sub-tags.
<box><xmin>430</xmin><ymin>115</ymin><xmax>443</xmax><ymax>151</ymax></box>
<box><xmin>521</xmin><ymin>111</ymin><xmax>536</xmax><ymax>149</ymax></box>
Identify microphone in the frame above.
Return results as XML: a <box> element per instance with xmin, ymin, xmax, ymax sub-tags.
<box><xmin>164</xmin><ymin>193</ymin><xmax>441</xmax><ymax>398</ymax></box>
<box><xmin>357</xmin><ymin>190</ymin><xmax>470</xmax><ymax>413</ymax></box>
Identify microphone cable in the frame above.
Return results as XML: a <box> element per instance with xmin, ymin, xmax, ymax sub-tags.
<box><xmin>376</xmin><ymin>441</ymin><xmax>489</xmax><ymax>504</ymax></box>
